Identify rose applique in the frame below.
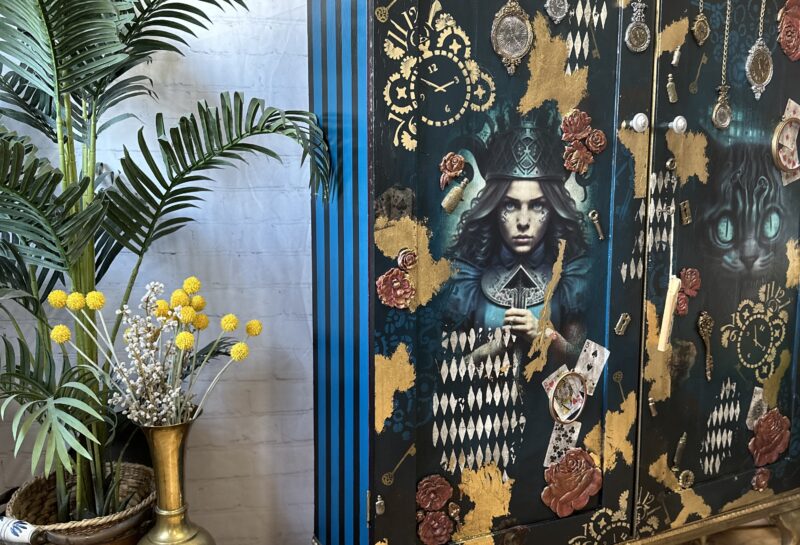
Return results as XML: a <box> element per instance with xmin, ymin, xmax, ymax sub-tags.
<box><xmin>675</xmin><ymin>267</ymin><xmax>702</xmax><ymax>316</ymax></box>
<box><xmin>779</xmin><ymin>0</ymin><xmax>800</xmax><ymax>61</ymax></box>
<box><xmin>415</xmin><ymin>475</ymin><xmax>453</xmax><ymax>511</ymax></box>
<box><xmin>541</xmin><ymin>448</ymin><xmax>603</xmax><ymax>518</ymax></box>
<box><xmin>418</xmin><ymin>511</ymin><xmax>454</xmax><ymax>545</ymax></box>
<box><xmin>397</xmin><ymin>248</ymin><xmax>418</xmax><ymax>271</ymax></box>
<box><xmin>675</xmin><ymin>291</ymin><xmax>690</xmax><ymax>317</ymax></box>
<box><xmin>560</xmin><ymin>110</ymin><xmax>607</xmax><ymax>176</ymax></box>
<box><xmin>415</xmin><ymin>475</ymin><xmax>456</xmax><ymax>545</ymax></box>
<box><xmin>439</xmin><ymin>152</ymin><xmax>466</xmax><ymax>190</ymax></box>
<box><xmin>749</xmin><ymin>408</ymin><xmax>791</xmax><ymax>467</ymax></box>
<box><xmin>376</xmin><ymin>267</ymin><xmax>415</xmax><ymax>309</ymax></box>
<box><xmin>752</xmin><ymin>468</ymin><xmax>772</xmax><ymax>492</ymax></box>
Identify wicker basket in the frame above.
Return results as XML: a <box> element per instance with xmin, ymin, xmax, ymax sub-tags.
<box><xmin>6</xmin><ymin>463</ymin><xmax>155</xmax><ymax>537</ymax></box>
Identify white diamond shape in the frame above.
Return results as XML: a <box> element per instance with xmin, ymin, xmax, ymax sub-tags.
<box><xmin>511</xmin><ymin>412</ymin><xmax>518</xmax><ymax>430</ymax></box>
<box><xmin>468</xmin><ymin>359</ymin><xmax>476</xmax><ymax>380</ymax></box>
<box><xmin>468</xmin><ymin>329</ymin><xmax>476</xmax><ymax>350</ymax></box>
<box><xmin>440</xmin><ymin>393</ymin><xmax>449</xmax><ymax>415</ymax></box>
<box><xmin>449</xmin><ymin>452</ymin><xmax>457</xmax><ymax>472</ymax></box>
<box><xmin>582</xmin><ymin>33</ymin><xmax>590</xmax><ymax>59</ymax></box>
<box><xmin>502</xmin><ymin>413</ymin><xmax>510</xmax><ymax>434</ymax></box>
<box><xmin>449</xmin><ymin>394</ymin><xmax>457</xmax><ymax>415</ymax></box>
<box><xmin>493</xmin><ymin>443</ymin><xmax>501</xmax><ymax>463</ymax></box>
<box><xmin>477</xmin><ymin>389</ymin><xmax>483</xmax><ymax>410</ymax></box>
<box><xmin>450</xmin><ymin>331</ymin><xmax>458</xmax><ymax>352</ymax></box>
<box><xmin>467</xmin><ymin>417</ymin><xmax>475</xmax><ymax>440</ymax></box>
<box><xmin>458</xmin><ymin>419</ymin><xmax>467</xmax><ymax>442</ymax></box>
<box><xmin>621</xmin><ymin>263</ymin><xmax>628</xmax><ymax>282</ymax></box>
<box><xmin>485</xmin><ymin>415</ymin><xmax>493</xmax><ymax>440</ymax></box>
<box><xmin>458</xmin><ymin>450</ymin><xmax>466</xmax><ymax>470</ymax></box>
<box><xmin>502</xmin><ymin>444</ymin><xmax>510</xmax><ymax>466</ymax></box>
<box><xmin>494</xmin><ymin>384</ymin><xmax>502</xmax><ymax>406</ymax></box>
<box><xmin>440</xmin><ymin>361</ymin><xmax>449</xmax><ymax>383</ymax></box>
<box><xmin>467</xmin><ymin>448</ymin><xmax>475</xmax><ymax>469</ymax></box>
<box><xmin>476</xmin><ymin>447</ymin><xmax>484</xmax><ymax>467</ymax></box>
<box><xmin>459</xmin><ymin>332</ymin><xmax>467</xmax><ymax>351</ymax></box>
<box><xmin>476</xmin><ymin>416</ymin><xmax>484</xmax><ymax>439</ymax></box>
<box><xmin>601</xmin><ymin>2</ymin><xmax>608</xmax><ymax>27</ymax></box>
<box><xmin>575</xmin><ymin>0</ymin><xmax>584</xmax><ymax>24</ymax></box>
<box><xmin>450</xmin><ymin>359</ymin><xmax>458</xmax><ymax>381</ymax></box>
<box><xmin>449</xmin><ymin>420</ymin><xmax>458</xmax><ymax>444</ymax></box>
<box><xmin>467</xmin><ymin>388</ymin><xmax>475</xmax><ymax>411</ymax></box>
<box><xmin>511</xmin><ymin>382</ymin><xmax>518</xmax><ymax>404</ymax></box>
<box><xmin>502</xmin><ymin>384</ymin><xmax>510</xmax><ymax>405</ymax></box>
<box><xmin>493</xmin><ymin>414</ymin><xmax>501</xmax><ymax>436</ymax></box>
<box><xmin>432</xmin><ymin>422</ymin><xmax>440</xmax><ymax>446</ymax></box>
<box><xmin>485</xmin><ymin>384</ymin><xmax>492</xmax><ymax>407</ymax></box>
<box><xmin>459</xmin><ymin>357</ymin><xmax>467</xmax><ymax>380</ymax></box>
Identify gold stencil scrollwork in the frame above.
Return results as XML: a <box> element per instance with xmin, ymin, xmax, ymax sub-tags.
<box><xmin>568</xmin><ymin>492</ymin><xmax>631</xmax><ymax>544</ymax></box>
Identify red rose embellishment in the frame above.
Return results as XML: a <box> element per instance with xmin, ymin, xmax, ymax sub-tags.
<box><xmin>541</xmin><ymin>448</ymin><xmax>603</xmax><ymax>518</ymax></box>
<box><xmin>752</xmin><ymin>468</ymin><xmax>772</xmax><ymax>492</ymax></box>
<box><xmin>561</xmin><ymin>110</ymin><xmax>593</xmax><ymax>141</ymax></box>
<box><xmin>397</xmin><ymin>248</ymin><xmax>418</xmax><ymax>272</ymax></box>
<box><xmin>679</xmin><ymin>268</ymin><xmax>702</xmax><ymax>297</ymax></box>
<box><xmin>563</xmin><ymin>140</ymin><xmax>594</xmax><ymax>175</ymax></box>
<box><xmin>749</xmin><ymin>408</ymin><xmax>791</xmax><ymax>467</ymax></box>
<box><xmin>416</xmin><ymin>475</ymin><xmax>453</xmax><ymax>511</ymax></box>
<box><xmin>439</xmin><ymin>152</ymin><xmax>466</xmax><ymax>190</ymax></box>
<box><xmin>675</xmin><ymin>291</ymin><xmax>690</xmax><ymax>316</ymax></box>
<box><xmin>417</xmin><ymin>511</ymin><xmax>454</xmax><ymax>545</ymax></box>
<box><xmin>376</xmin><ymin>267</ymin><xmax>415</xmax><ymax>309</ymax></box>
<box><xmin>779</xmin><ymin>3</ymin><xmax>800</xmax><ymax>61</ymax></box>
<box><xmin>585</xmin><ymin>129</ymin><xmax>607</xmax><ymax>154</ymax></box>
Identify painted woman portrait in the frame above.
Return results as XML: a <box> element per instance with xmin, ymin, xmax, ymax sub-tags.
<box><xmin>444</xmin><ymin>112</ymin><xmax>590</xmax><ymax>354</ymax></box>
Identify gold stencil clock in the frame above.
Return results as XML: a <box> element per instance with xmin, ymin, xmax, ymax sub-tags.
<box><xmin>382</xmin><ymin>2</ymin><xmax>495</xmax><ymax>151</ymax></box>
<box><xmin>721</xmin><ymin>282</ymin><xmax>790</xmax><ymax>383</ymax></box>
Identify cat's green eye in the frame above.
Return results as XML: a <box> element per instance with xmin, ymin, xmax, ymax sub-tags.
<box><xmin>716</xmin><ymin>216</ymin><xmax>735</xmax><ymax>244</ymax></box>
<box><xmin>761</xmin><ymin>211</ymin><xmax>781</xmax><ymax>240</ymax></box>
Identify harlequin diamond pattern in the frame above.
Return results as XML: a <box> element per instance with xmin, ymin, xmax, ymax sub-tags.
<box><xmin>701</xmin><ymin>378</ymin><xmax>741</xmax><ymax>476</ymax></box>
<box><xmin>434</xmin><ymin>328</ymin><xmax>524</xmax><ymax>481</ymax></box>
<box><xmin>566</xmin><ymin>0</ymin><xmax>609</xmax><ymax>74</ymax></box>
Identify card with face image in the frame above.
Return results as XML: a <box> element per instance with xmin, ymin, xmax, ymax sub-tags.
<box><xmin>542</xmin><ymin>364</ymin><xmax>570</xmax><ymax>397</ymax></box>
<box><xmin>575</xmin><ymin>339</ymin><xmax>611</xmax><ymax>396</ymax></box>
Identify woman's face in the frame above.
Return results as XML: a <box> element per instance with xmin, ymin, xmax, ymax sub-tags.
<box><xmin>498</xmin><ymin>180</ymin><xmax>551</xmax><ymax>255</ymax></box>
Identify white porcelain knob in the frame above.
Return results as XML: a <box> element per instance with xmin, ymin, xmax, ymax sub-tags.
<box><xmin>669</xmin><ymin>116</ymin><xmax>688</xmax><ymax>134</ymax></box>
<box><xmin>625</xmin><ymin>113</ymin><xmax>650</xmax><ymax>133</ymax></box>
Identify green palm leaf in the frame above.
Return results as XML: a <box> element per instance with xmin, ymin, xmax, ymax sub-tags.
<box><xmin>0</xmin><ymin>0</ymin><xmax>128</xmax><ymax>97</ymax></box>
<box><xmin>0</xmin><ymin>140</ymin><xmax>106</xmax><ymax>271</ymax></box>
<box><xmin>101</xmin><ymin>91</ymin><xmax>330</xmax><ymax>258</ymax></box>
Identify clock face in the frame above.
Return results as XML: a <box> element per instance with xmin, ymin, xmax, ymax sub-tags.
<box><xmin>545</xmin><ymin>0</ymin><xmax>569</xmax><ymax>24</ymax></box>
<box><xmin>740</xmin><ymin>316</ymin><xmax>773</xmax><ymax>368</ymax></box>
<box><xmin>625</xmin><ymin>22</ymin><xmax>651</xmax><ymax>52</ymax></box>
<box><xmin>413</xmin><ymin>51</ymin><xmax>471</xmax><ymax>127</ymax></box>
<box><xmin>749</xmin><ymin>48</ymin><xmax>773</xmax><ymax>85</ymax></box>
<box><xmin>712</xmin><ymin>101</ymin><xmax>732</xmax><ymax>130</ymax></box>
<box><xmin>773</xmin><ymin>117</ymin><xmax>800</xmax><ymax>172</ymax></box>
<box><xmin>692</xmin><ymin>14</ymin><xmax>710</xmax><ymax>46</ymax></box>
<box><xmin>495</xmin><ymin>16</ymin><xmax>533</xmax><ymax>59</ymax></box>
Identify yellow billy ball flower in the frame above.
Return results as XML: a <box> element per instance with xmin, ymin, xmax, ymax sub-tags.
<box><xmin>170</xmin><ymin>289</ymin><xmax>190</xmax><ymax>309</ymax></box>
<box><xmin>175</xmin><ymin>331</ymin><xmax>195</xmax><ymax>351</ymax></box>
<box><xmin>245</xmin><ymin>320</ymin><xmax>263</xmax><ymax>337</ymax></box>
<box><xmin>47</xmin><ymin>290</ymin><xmax>68</xmax><ymax>309</ymax></box>
<box><xmin>230</xmin><ymin>342</ymin><xmax>249</xmax><ymax>362</ymax></box>
<box><xmin>86</xmin><ymin>291</ymin><xmax>106</xmax><ymax>311</ymax></box>
<box><xmin>183</xmin><ymin>276</ymin><xmax>202</xmax><ymax>295</ymax></box>
<box><xmin>50</xmin><ymin>325</ymin><xmax>71</xmax><ymax>344</ymax></box>
<box><xmin>193</xmin><ymin>313</ymin><xmax>210</xmax><ymax>330</ymax></box>
<box><xmin>220</xmin><ymin>314</ymin><xmax>239</xmax><ymax>332</ymax></box>
<box><xmin>154</xmin><ymin>299</ymin><xmax>170</xmax><ymax>318</ymax></box>
<box><xmin>179</xmin><ymin>306</ymin><xmax>197</xmax><ymax>325</ymax></box>
<box><xmin>66</xmin><ymin>292</ymin><xmax>86</xmax><ymax>311</ymax></box>
<box><xmin>190</xmin><ymin>295</ymin><xmax>206</xmax><ymax>312</ymax></box>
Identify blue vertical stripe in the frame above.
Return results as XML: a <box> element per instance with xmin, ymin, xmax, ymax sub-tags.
<box><xmin>357</xmin><ymin>3</ymin><xmax>369</xmax><ymax>544</ymax></box>
<box><xmin>341</xmin><ymin>0</ymin><xmax>355</xmax><ymax>543</ymax></box>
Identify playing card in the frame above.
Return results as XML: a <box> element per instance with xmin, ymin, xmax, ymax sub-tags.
<box><xmin>575</xmin><ymin>339</ymin><xmax>611</xmax><ymax>396</ymax></box>
<box><xmin>542</xmin><ymin>364</ymin><xmax>570</xmax><ymax>396</ymax></box>
<box><xmin>543</xmin><ymin>421</ymin><xmax>582</xmax><ymax>467</ymax></box>
<box><xmin>746</xmin><ymin>386</ymin><xmax>766</xmax><ymax>431</ymax></box>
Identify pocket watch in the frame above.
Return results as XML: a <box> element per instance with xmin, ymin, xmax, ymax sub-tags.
<box><xmin>746</xmin><ymin>39</ymin><xmax>773</xmax><ymax>100</ymax></box>
<box><xmin>545</xmin><ymin>0</ymin><xmax>570</xmax><ymax>24</ymax></box>
<box><xmin>491</xmin><ymin>0</ymin><xmax>534</xmax><ymax>75</ymax></box>
<box><xmin>772</xmin><ymin>115</ymin><xmax>800</xmax><ymax>172</ymax></box>
<box><xmin>712</xmin><ymin>86</ymin><xmax>733</xmax><ymax>130</ymax></box>
<box><xmin>625</xmin><ymin>2</ymin><xmax>652</xmax><ymax>53</ymax></box>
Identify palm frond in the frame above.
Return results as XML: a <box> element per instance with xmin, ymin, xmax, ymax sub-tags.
<box><xmin>101</xmin><ymin>92</ymin><xmax>331</xmax><ymax>258</ymax></box>
<box><xmin>0</xmin><ymin>140</ymin><xmax>107</xmax><ymax>271</ymax></box>
<box><xmin>0</xmin><ymin>65</ymin><xmax>57</xmax><ymax>141</ymax></box>
<box><xmin>0</xmin><ymin>0</ymin><xmax>129</xmax><ymax>97</ymax></box>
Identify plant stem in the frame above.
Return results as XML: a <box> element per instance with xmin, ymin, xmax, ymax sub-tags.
<box><xmin>110</xmin><ymin>254</ymin><xmax>143</xmax><ymax>346</ymax></box>
<box><xmin>195</xmin><ymin>358</ymin><xmax>234</xmax><ymax>416</ymax></box>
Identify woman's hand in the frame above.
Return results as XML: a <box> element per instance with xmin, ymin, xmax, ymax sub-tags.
<box><xmin>503</xmin><ymin>308</ymin><xmax>540</xmax><ymax>343</ymax></box>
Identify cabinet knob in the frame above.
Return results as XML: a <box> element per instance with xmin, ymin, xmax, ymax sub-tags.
<box><xmin>668</xmin><ymin>115</ymin><xmax>688</xmax><ymax>134</ymax></box>
<box><xmin>622</xmin><ymin>113</ymin><xmax>650</xmax><ymax>133</ymax></box>
<box><xmin>375</xmin><ymin>495</ymin><xmax>386</xmax><ymax>516</ymax></box>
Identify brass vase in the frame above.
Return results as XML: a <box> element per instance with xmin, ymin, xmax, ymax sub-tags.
<box><xmin>138</xmin><ymin>420</ymin><xmax>215</xmax><ymax>545</ymax></box>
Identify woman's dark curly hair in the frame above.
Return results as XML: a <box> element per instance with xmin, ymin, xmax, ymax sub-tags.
<box><xmin>449</xmin><ymin>179</ymin><xmax>587</xmax><ymax>268</ymax></box>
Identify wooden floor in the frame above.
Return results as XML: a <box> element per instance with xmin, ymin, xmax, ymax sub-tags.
<box><xmin>704</xmin><ymin>525</ymin><xmax>781</xmax><ymax>544</ymax></box>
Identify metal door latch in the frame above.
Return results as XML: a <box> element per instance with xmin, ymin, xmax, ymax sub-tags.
<box><xmin>375</xmin><ymin>495</ymin><xmax>386</xmax><ymax>517</ymax></box>
<box><xmin>615</xmin><ymin>313</ymin><xmax>632</xmax><ymax>336</ymax></box>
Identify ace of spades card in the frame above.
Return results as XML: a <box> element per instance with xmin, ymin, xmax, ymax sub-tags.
<box><xmin>575</xmin><ymin>339</ymin><xmax>611</xmax><ymax>396</ymax></box>
<box><xmin>543</xmin><ymin>421</ymin><xmax>582</xmax><ymax>467</ymax></box>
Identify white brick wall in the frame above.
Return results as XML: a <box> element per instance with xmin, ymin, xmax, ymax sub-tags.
<box><xmin>0</xmin><ymin>2</ymin><xmax>315</xmax><ymax>544</ymax></box>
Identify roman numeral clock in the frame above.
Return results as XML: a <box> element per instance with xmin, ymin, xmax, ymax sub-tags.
<box><xmin>307</xmin><ymin>1</ymin><xmax>800</xmax><ymax>544</ymax></box>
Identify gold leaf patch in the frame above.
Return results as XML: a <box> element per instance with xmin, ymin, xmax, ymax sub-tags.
<box><xmin>375</xmin><ymin>215</ymin><xmax>452</xmax><ymax>312</ymax></box>
<box><xmin>665</xmin><ymin>131</ymin><xmax>709</xmax><ymax>186</ymax></box>
<box><xmin>524</xmin><ymin>240</ymin><xmax>567</xmax><ymax>380</ymax></box>
<box><xmin>453</xmin><ymin>463</ymin><xmax>514</xmax><ymax>542</ymax></box>
<box><xmin>618</xmin><ymin>128</ymin><xmax>650</xmax><ymax>199</ymax></box>
<box><xmin>787</xmin><ymin>239</ymin><xmax>800</xmax><ymax>289</ymax></box>
<box><xmin>764</xmin><ymin>350</ymin><xmax>791</xmax><ymax>409</ymax></box>
<box><xmin>582</xmin><ymin>392</ymin><xmax>637</xmax><ymax>473</ymax></box>
<box><xmin>649</xmin><ymin>454</ymin><xmax>711</xmax><ymax>527</ymax></box>
<box><xmin>374</xmin><ymin>343</ymin><xmax>415</xmax><ymax>434</ymax></box>
<box><xmin>658</xmin><ymin>18</ymin><xmax>689</xmax><ymax>55</ymax></box>
<box><xmin>721</xmin><ymin>488</ymin><xmax>774</xmax><ymax>513</ymax></box>
<box><xmin>519</xmin><ymin>14</ymin><xmax>588</xmax><ymax>116</ymax></box>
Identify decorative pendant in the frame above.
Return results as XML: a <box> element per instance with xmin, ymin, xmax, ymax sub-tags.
<box><xmin>545</xmin><ymin>0</ymin><xmax>570</xmax><ymax>24</ymax></box>
<box><xmin>625</xmin><ymin>2</ymin><xmax>651</xmax><ymax>53</ymax></box>
<box><xmin>692</xmin><ymin>13</ymin><xmax>711</xmax><ymax>46</ymax></box>
<box><xmin>712</xmin><ymin>85</ymin><xmax>733</xmax><ymax>130</ymax></box>
<box><xmin>746</xmin><ymin>38</ymin><xmax>774</xmax><ymax>99</ymax></box>
<box><xmin>491</xmin><ymin>0</ymin><xmax>534</xmax><ymax>75</ymax></box>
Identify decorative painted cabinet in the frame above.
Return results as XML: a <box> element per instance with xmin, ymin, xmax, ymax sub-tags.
<box><xmin>307</xmin><ymin>1</ymin><xmax>800</xmax><ymax>544</ymax></box>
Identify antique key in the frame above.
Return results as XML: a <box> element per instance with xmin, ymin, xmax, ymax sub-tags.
<box><xmin>588</xmin><ymin>210</ymin><xmax>605</xmax><ymax>240</ymax></box>
<box><xmin>689</xmin><ymin>53</ymin><xmax>709</xmax><ymax>94</ymax></box>
<box><xmin>613</xmin><ymin>371</ymin><xmax>625</xmax><ymax>402</ymax></box>
<box><xmin>374</xmin><ymin>0</ymin><xmax>399</xmax><ymax>23</ymax></box>
<box><xmin>698</xmin><ymin>311</ymin><xmax>715</xmax><ymax>382</ymax></box>
<box><xmin>381</xmin><ymin>444</ymin><xmax>416</xmax><ymax>485</ymax></box>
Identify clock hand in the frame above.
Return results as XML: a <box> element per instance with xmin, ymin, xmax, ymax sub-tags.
<box><xmin>419</xmin><ymin>78</ymin><xmax>448</xmax><ymax>93</ymax></box>
<box><xmin>438</xmin><ymin>78</ymin><xmax>458</xmax><ymax>91</ymax></box>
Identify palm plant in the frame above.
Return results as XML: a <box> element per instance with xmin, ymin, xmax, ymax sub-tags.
<box><xmin>0</xmin><ymin>0</ymin><xmax>330</xmax><ymax>522</ymax></box>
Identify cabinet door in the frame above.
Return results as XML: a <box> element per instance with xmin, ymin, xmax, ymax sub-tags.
<box><xmin>371</xmin><ymin>1</ymin><xmax>650</xmax><ymax>543</ymax></box>
<box><xmin>636</xmin><ymin>0</ymin><xmax>800</xmax><ymax>537</ymax></box>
